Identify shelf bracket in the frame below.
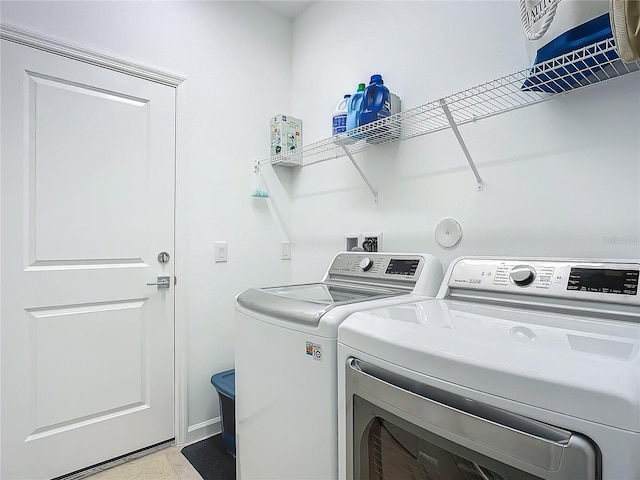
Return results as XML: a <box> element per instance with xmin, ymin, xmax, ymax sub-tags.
<box><xmin>439</xmin><ymin>98</ymin><xmax>484</xmax><ymax>191</ymax></box>
<box><xmin>339</xmin><ymin>144</ymin><xmax>379</xmax><ymax>203</ymax></box>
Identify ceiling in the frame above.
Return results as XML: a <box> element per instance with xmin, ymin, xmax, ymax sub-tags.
<box><xmin>260</xmin><ymin>1</ymin><xmax>315</xmax><ymax>19</ymax></box>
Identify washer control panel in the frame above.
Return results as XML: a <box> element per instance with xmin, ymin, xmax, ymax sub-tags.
<box><xmin>327</xmin><ymin>252</ymin><xmax>426</xmax><ymax>285</ymax></box>
<box><xmin>448</xmin><ymin>258</ymin><xmax>639</xmax><ymax>304</ymax></box>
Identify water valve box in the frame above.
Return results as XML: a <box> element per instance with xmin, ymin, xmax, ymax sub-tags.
<box><xmin>270</xmin><ymin>115</ymin><xmax>303</xmax><ymax>163</ymax></box>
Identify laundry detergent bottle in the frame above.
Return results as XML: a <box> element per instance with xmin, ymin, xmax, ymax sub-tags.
<box><xmin>359</xmin><ymin>74</ymin><xmax>391</xmax><ymax>126</ymax></box>
<box><xmin>346</xmin><ymin>83</ymin><xmax>366</xmax><ymax>131</ymax></box>
<box><xmin>332</xmin><ymin>94</ymin><xmax>351</xmax><ymax>135</ymax></box>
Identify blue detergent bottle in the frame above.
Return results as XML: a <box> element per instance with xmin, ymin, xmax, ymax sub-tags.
<box><xmin>359</xmin><ymin>74</ymin><xmax>391</xmax><ymax>126</ymax></box>
<box><xmin>332</xmin><ymin>95</ymin><xmax>351</xmax><ymax>135</ymax></box>
<box><xmin>346</xmin><ymin>83</ymin><xmax>366</xmax><ymax>132</ymax></box>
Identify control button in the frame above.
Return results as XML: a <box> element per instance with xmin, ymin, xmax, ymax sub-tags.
<box><xmin>510</xmin><ymin>265</ymin><xmax>536</xmax><ymax>286</ymax></box>
<box><xmin>510</xmin><ymin>326</ymin><xmax>537</xmax><ymax>343</ymax></box>
<box><xmin>359</xmin><ymin>257</ymin><xmax>373</xmax><ymax>272</ymax></box>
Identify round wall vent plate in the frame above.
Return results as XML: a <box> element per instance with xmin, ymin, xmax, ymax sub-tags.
<box><xmin>435</xmin><ymin>218</ymin><xmax>462</xmax><ymax>248</ymax></box>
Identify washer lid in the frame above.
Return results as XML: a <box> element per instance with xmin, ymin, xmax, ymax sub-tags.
<box><xmin>338</xmin><ymin>298</ymin><xmax>640</xmax><ymax>431</ymax></box>
<box><xmin>236</xmin><ymin>282</ymin><xmax>403</xmax><ymax>325</ymax></box>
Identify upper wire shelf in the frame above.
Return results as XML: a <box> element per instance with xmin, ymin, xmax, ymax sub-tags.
<box><xmin>257</xmin><ymin>38</ymin><xmax>640</xmax><ymax>170</ymax></box>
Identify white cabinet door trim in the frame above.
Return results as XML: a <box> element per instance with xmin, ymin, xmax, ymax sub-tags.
<box><xmin>0</xmin><ymin>23</ymin><xmax>186</xmax><ymax>87</ymax></box>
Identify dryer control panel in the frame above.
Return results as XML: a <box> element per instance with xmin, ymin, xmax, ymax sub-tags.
<box><xmin>447</xmin><ymin>258</ymin><xmax>640</xmax><ymax>305</ymax></box>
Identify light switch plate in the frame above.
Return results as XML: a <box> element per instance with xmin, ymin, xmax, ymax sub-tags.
<box><xmin>281</xmin><ymin>241</ymin><xmax>291</xmax><ymax>260</ymax></box>
<box><xmin>215</xmin><ymin>241</ymin><xmax>228</xmax><ymax>262</ymax></box>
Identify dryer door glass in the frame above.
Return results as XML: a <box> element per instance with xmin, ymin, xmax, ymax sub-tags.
<box><xmin>346</xmin><ymin>359</ymin><xmax>600</xmax><ymax>480</ymax></box>
<box><xmin>363</xmin><ymin>415</ymin><xmax>510</xmax><ymax>480</ymax></box>
<box><xmin>354</xmin><ymin>397</ymin><xmax>539</xmax><ymax>480</ymax></box>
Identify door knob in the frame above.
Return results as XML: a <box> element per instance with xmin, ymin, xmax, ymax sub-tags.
<box><xmin>147</xmin><ymin>276</ymin><xmax>170</xmax><ymax>289</ymax></box>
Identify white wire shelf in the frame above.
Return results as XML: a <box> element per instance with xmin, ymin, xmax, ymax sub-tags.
<box><xmin>257</xmin><ymin>38</ymin><xmax>640</xmax><ymax>172</ymax></box>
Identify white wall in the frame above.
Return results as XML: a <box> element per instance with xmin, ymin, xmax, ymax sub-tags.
<box><xmin>290</xmin><ymin>0</ymin><xmax>640</xmax><ymax>281</ymax></box>
<box><xmin>0</xmin><ymin>1</ymin><xmax>294</xmax><ymax>442</ymax></box>
<box><xmin>2</xmin><ymin>0</ymin><xmax>639</xmax><ymax>449</ymax></box>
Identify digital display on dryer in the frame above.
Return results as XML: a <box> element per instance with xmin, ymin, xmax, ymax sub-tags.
<box><xmin>567</xmin><ymin>268</ymin><xmax>639</xmax><ymax>295</ymax></box>
<box><xmin>386</xmin><ymin>259</ymin><xmax>419</xmax><ymax>276</ymax></box>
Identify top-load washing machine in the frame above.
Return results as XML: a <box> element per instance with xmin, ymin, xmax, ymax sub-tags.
<box><xmin>234</xmin><ymin>251</ymin><xmax>444</xmax><ymax>480</ymax></box>
<box><xmin>338</xmin><ymin>256</ymin><xmax>639</xmax><ymax>480</ymax></box>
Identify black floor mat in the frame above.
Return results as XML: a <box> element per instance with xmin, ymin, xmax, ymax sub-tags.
<box><xmin>181</xmin><ymin>434</ymin><xmax>235</xmax><ymax>480</ymax></box>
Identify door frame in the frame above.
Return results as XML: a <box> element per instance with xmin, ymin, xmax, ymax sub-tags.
<box><xmin>0</xmin><ymin>23</ymin><xmax>189</xmax><ymax>445</ymax></box>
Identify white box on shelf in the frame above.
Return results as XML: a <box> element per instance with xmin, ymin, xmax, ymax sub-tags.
<box><xmin>271</xmin><ymin>114</ymin><xmax>303</xmax><ymax>160</ymax></box>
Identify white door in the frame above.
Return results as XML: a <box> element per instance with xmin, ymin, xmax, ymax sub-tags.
<box><xmin>1</xmin><ymin>40</ymin><xmax>176</xmax><ymax>480</ymax></box>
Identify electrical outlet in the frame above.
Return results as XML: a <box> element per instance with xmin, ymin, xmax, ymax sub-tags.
<box><xmin>345</xmin><ymin>234</ymin><xmax>361</xmax><ymax>252</ymax></box>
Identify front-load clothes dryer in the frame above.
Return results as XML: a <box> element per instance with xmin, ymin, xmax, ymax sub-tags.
<box><xmin>234</xmin><ymin>252</ymin><xmax>444</xmax><ymax>480</ymax></box>
<box><xmin>338</xmin><ymin>256</ymin><xmax>640</xmax><ymax>480</ymax></box>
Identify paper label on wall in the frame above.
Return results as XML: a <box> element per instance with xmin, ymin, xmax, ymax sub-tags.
<box><xmin>305</xmin><ymin>341</ymin><xmax>322</xmax><ymax>362</ymax></box>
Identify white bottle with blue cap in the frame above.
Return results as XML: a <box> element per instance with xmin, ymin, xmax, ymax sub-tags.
<box><xmin>332</xmin><ymin>94</ymin><xmax>351</xmax><ymax>136</ymax></box>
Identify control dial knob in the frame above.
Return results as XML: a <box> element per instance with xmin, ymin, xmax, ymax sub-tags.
<box><xmin>510</xmin><ymin>265</ymin><xmax>536</xmax><ymax>286</ymax></box>
<box><xmin>359</xmin><ymin>257</ymin><xmax>374</xmax><ymax>272</ymax></box>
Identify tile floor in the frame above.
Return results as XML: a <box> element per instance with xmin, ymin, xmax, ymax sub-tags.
<box><xmin>84</xmin><ymin>445</ymin><xmax>203</xmax><ymax>480</ymax></box>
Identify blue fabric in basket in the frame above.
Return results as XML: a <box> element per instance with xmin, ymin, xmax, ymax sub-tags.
<box><xmin>522</xmin><ymin>13</ymin><xmax>616</xmax><ymax>93</ymax></box>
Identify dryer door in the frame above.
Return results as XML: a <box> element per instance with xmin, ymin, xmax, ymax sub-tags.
<box><xmin>345</xmin><ymin>358</ymin><xmax>600</xmax><ymax>480</ymax></box>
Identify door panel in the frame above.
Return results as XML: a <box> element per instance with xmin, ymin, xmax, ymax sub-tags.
<box><xmin>1</xmin><ymin>39</ymin><xmax>176</xmax><ymax>480</ymax></box>
<box><xmin>29</xmin><ymin>301</ymin><xmax>146</xmax><ymax>434</ymax></box>
<box><xmin>28</xmin><ymin>71</ymin><xmax>149</xmax><ymax>263</ymax></box>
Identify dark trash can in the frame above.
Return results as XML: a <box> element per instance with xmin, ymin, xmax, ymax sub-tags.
<box><xmin>211</xmin><ymin>369</ymin><xmax>236</xmax><ymax>456</ymax></box>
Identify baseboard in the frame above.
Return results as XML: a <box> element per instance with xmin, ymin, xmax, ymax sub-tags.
<box><xmin>184</xmin><ymin>417</ymin><xmax>222</xmax><ymax>445</ymax></box>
